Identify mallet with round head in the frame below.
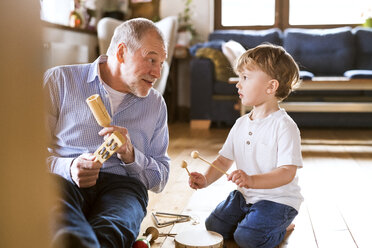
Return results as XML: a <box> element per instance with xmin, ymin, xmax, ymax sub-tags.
<box><xmin>132</xmin><ymin>226</ymin><xmax>159</xmax><ymax>248</ymax></box>
<box><xmin>181</xmin><ymin>160</ymin><xmax>191</xmax><ymax>176</ymax></box>
<box><xmin>190</xmin><ymin>151</ymin><xmax>229</xmax><ymax>176</ymax></box>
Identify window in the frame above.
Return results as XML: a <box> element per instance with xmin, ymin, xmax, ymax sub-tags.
<box><xmin>289</xmin><ymin>0</ymin><xmax>372</xmax><ymax>25</ymax></box>
<box><xmin>220</xmin><ymin>0</ymin><xmax>275</xmax><ymax>27</ymax></box>
<box><xmin>215</xmin><ymin>0</ymin><xmax>372</xmax><ymax>30</ymax></box>
<box><xmin>40</xmin><ymin>0</ymin><xmax>74</xmax><ymax>26</ymax></box>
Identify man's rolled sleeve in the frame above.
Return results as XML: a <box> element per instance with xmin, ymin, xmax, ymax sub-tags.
<box><xmin>47</xmin><ymin>155</ymin><xmax>75</xmax><ymax>182</ymax></box>
<box><xmin>122</xmin><ymin>146</ymin><xmax>169</xmax><ymax>193</ymax></box>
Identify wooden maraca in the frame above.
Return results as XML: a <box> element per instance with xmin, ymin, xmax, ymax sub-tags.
<box><xmin>132</xmin><ymin>226</ymin><xmax>159</xmax><ymax>248</ymax></box>
<box><xmin>181</xmin><ymin>160</ymin><xmax>191</xmax><ymax>176</ymax></box>
<box><xmin>190</xmin><ymin>151</ymin><xmax>229</xmax><ymax>176</ymax></box>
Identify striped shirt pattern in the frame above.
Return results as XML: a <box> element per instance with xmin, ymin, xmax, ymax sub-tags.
<box><xmin>43</xmin><ymin>55</ymin><xmax>170</xmax><ymax>193</ymax></box>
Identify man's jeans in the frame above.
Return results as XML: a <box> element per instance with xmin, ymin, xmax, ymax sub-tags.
<box><xmin>51</xmin><ymin>172</ymin><xmax>148</xmax><ymax>248</ymax></box>
<box><xmin>205</xmin><ymin>190</ymin><xmax>298</xmax><ymax>248</ymax></box>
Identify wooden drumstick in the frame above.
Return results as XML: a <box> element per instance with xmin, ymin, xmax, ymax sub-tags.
<box><xmin>190</xmin><ymin>151</ymin><xmax>229</xmax><ymax>176</ymax></box>
<box><xmin>181</xmin><ymin>160</ymin><xmax>191</xmax><ymax>176</ymax></box>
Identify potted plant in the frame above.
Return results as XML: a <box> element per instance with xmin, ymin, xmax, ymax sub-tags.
<box><xmin>362</xmin><ymin>8</ymin><xmax>372</xmax><ymax>27</ymax></box>
<box><xmin>177</xmin><ymin>0</ymin><xmax>197</xmax><ymax>47</ymax></box>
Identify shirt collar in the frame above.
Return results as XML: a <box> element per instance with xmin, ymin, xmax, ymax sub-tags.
<box><xmin>87</xmin><ymin>55</ymin><xmax>108</xmax><ymax>84</ymax></box>
<box><xmin>247</xmin><ymin>108</ymin><xmax>283</xmax><ymax>124</ymax></box>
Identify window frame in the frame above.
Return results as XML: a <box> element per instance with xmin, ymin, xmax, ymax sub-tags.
<box><xmin>214</xmin><ymin>0</ymin><xmax>361</xmax><ymax>30</ymax></box>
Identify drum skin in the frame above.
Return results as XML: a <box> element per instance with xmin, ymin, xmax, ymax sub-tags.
<box><xmin>175</xmin><ymin>230</ymin><xmax>223</xmax><ymax>248</ymax></box>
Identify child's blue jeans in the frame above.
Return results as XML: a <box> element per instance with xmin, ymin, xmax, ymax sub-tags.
<box><xmin>205</xmin><ymin>190</ymin><xmax>298</xmax><ymax>248</ymax></box>
<box><xmin>51</xmin><ymin>172</ymin><xmax>148</xmax><ymax>248</ymax></box>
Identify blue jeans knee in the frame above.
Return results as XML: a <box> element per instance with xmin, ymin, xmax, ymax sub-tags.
<box><xmin>233</xmin><ymin>200</ymin><xmax>298</xmax><ymax>248</ymax></box>
<box><xmin>205</xmin><ymin>213</ymin><xmax>226</xmax><ymax>236</ymax></box>
<box><xmin>205</xmin><ymin>190</ymin><xmax>248</xmax><ymax>239</ymax></box>
<box><xmin>234</xmin><ymin>227</ymin><xmax>275</xmax><ymax>248</ymax></box>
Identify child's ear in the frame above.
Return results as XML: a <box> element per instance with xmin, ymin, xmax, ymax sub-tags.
<box><xmin>267</xmin><ymin>79</ymin><xmax>279</xmax><ymax>94</ymax></box>
<box><xmin>116</xmin><ymin>43</ymin><xmax>127</xmax><ymax>63</ymax></box>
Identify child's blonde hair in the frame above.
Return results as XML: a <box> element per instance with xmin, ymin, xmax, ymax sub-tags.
<box><xmin>235</xmin><ymin>43</ymin><xmax>300</xmax><ymax>100</ymax></box>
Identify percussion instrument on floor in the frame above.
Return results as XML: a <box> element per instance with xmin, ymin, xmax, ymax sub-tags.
<box><xmin>174</xmin><ymin>230</ymin><xmax>223</xmax><ymax>248</ymax></box>
<box><xmin>132</xmin><ymin>226</ymin><xmax>159</xmax><ymax>248</ymax></box>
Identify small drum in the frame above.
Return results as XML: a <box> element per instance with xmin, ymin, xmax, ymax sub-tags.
<box><xmin>175</xmin><ymin>230</ymin><xmax>223</xmax><ymax>248</ymax></box>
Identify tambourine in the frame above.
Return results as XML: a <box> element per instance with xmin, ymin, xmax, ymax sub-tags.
<box><xmin>175</xmin><ymin>230</ymin><xmax>223</xmax><ymax>248</ymax></box>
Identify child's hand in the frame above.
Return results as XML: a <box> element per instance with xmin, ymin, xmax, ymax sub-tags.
<box><xmin>188</xmin><ymin>172</ymin><xmax>208</xmax><ymax>189</ymax></box>
<box><xmin>228</xmin><ymin>169</ymin><xmax>253</xmax><ymax>188</ymax></box>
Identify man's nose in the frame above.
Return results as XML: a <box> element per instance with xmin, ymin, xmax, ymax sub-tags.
<box><xmin>151</xmin><ymin>65</ymin><xmax>162</xmax><ymax>79</ymax></box>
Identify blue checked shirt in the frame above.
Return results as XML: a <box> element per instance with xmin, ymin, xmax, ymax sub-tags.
<box><xmin>43</xmin><ymin>55</ymin><xmax>170</xmax><ymax>193</ymax></box>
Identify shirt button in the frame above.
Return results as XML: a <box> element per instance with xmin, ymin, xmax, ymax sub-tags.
<box><xmin>246</xmin><ymin>140</ymin><xmax>250</xmax><ymax>145</ymax></box>
<box><xmin>249</xmin><ymin>132</ymin><xmax>253</xmax><ymax>135</ymax></box>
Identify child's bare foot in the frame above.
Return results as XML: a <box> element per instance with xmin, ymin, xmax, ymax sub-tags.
<box><xmin>286</xmin><ymin>223</ymin><xmax>295</xmax><ymax>233</ymax></box>
<box><xmin>284</xmin><ymin>223</ymin><xmax>295</xmax><ymax>239</ymax></box>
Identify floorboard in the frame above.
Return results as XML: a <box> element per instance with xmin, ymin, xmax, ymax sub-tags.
<box><xmin>137</xmin><ymin>124</ymin><xmax>372</xmax><ymax>248</ymax></box>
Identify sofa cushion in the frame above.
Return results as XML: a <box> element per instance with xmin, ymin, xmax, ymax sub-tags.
<box><xmin>222</xmin><ymin>40</ymin><xmax>246</xmax><ymax>68</ymax></box>
<box><xmin>214</xmin><ymin>80</ymin><xmax>239</xmax><ymax>95</ymax></box>
<box><xmin>299</xmin><ymin>70</ymin><xmax>314</xmax><ymax>80</ymax></box>
<box><xmin>195</xmin><ymin>47</ymin><xmax>236</xmax><ymax>82</ymax></box>
<box><xmin>353</xmin><ymin>27</ymin><xmax>372</xmax><ymax>69</ymax></box>
<box><xmin>344</xmin><ymin>70</ymin><xmax>372</xmax><ymax>79</ymax></box>
<box><xmin>189</xmin><ymin>40</ymin><xmax>225</xmax><ymax>56</ymax></box>
<box><xmin>284</xmin><ymin>27</ymin><xmax>355</xmax><ymax>76</ymax></box>
<box><xmin>209</xmin><ymin>28</ymin><xmax>282</xmax><ymax>49</ymax></box>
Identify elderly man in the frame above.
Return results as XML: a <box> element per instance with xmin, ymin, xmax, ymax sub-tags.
<box><xmin>44</xmin><ymin>18</ymin><xmax>170</xmax><ymax>247</ymax></box>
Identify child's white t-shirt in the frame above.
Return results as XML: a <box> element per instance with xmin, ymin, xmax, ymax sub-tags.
<box><xmin>219</xmin><ymin>108</ymin><xmax>304</xmax><ymax>211</ymax></box>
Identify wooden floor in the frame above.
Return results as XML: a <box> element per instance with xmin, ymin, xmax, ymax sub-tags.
<box><xmin>138</xmin><ymin>123</ymin><xmax>372</xmax><ymax>248</ymax></box>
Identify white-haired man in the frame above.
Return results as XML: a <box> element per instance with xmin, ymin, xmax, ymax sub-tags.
<box><xmin>44</xmin><ymin>18</ymin><xmax>169</xmax><ymax>247</ymax></box>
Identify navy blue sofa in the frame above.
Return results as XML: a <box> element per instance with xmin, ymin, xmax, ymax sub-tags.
<box><xmin>190</xmin><ymin>27</ymin><xmax>372</xmax><ymax>128</ymax></box>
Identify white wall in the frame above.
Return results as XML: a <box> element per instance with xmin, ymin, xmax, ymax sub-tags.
<box><xmin>42</xmin><ymin>26</ymin><xmax>98</xmax><ymax>70</ymax></box>
<box><xmin>160</xmin><ymin>0</ymin><xmax>214</xmax><ymax>41</ymax></box>
<box><xmin>160</xmin><ymin>0</ymin><xmax>214</xmax><ymax>108</ymax></box>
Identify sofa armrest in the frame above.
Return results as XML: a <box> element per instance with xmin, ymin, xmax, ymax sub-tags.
<box><xmin>190</xmin><ymin>58</ymin><xmax>215</xmax><ymax>120</ymax></box>
<box><xmin>344</xmin><ymin>70</ymin><xmax>372</xmax><ymax>79</ymax></box>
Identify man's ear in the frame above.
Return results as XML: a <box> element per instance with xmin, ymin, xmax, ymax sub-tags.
<box><xmin>266</xmin><ymin>79</ymin><xmax>279</xmax><ymax>95</ymax></box>
<box><xmin>116</xmin><ymin>43</ymin><xmax>126</xmax><ymax>63</ymax></box>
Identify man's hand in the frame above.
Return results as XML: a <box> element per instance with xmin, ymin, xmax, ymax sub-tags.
<box><xmin>70</xmin><ymin>153</ymin><xmax>102</xmax><ymax>188</ymax></box>
<box><xmin>98</xmin><ymin>126</ymin><xmax>134</xmax><ymax>163</ymax></box>
<box><xmin>188</xmin><ymin>172</ymin><xmax>208</xmax><ymax>189</ymax></box>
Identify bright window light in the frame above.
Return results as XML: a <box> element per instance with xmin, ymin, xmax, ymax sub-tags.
<box><xmin>221</xmin><ymin>0</ymin><xmax>275</xmax><ymax>26</ymax></box>
<box><xmin>289</xmin><ymin>0</ymin><xmax>372</xmax><ymax>25</ymax></box>
<box><xmin>40</xmin><ymin>0</ymin><xmax>73</xmax><ymax>26</ymax></box>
